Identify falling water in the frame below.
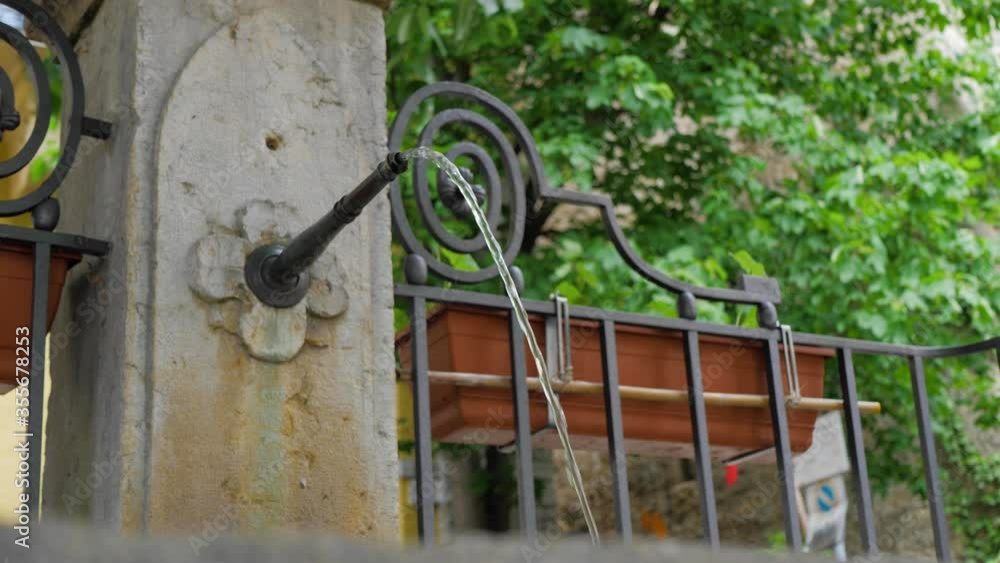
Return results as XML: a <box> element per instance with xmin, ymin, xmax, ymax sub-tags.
<box><xmin>403</xmin><ymin>147</ymin><xmax>600</xmax><ymax>544</ymax></box>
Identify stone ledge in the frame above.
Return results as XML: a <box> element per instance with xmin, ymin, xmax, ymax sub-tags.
<box><xmin>31</xmin><ymin>0</ymin><xmax>392</xmax><ymax>43</ymax></box>
<box><xmin>0</xmin><ymin>523</ymin><xmax>926</xmax><ymax>563</ymax></box>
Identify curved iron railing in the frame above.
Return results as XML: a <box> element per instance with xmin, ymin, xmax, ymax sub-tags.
<box><xmin>390</xmin><ymin>81</ymin><xmax>782</xmax><ymax>306</ymax></box>
<box><xmin>391</xmin><ymin>82</ymin><xmax>999</xmax><ymax>561</ymax></box>
<box><xmin>0</xmin><ymin>0</ymin><xmax>111</xmax><ymax>219</ymax></box>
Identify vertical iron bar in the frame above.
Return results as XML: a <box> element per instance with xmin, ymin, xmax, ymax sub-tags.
<box><xmin>763</xmin><ymin>337</ymin><xmax>802</xmax><ymax>550</ymax></box>
<box><xmin>560</xmin><ymin>298</ymin><xmax>572</xmax><ymax>375</ymax></box>
<box><xmin>682</xmin><ymin>330</ymin><xmax>720</xmax><ymax>548</ymax></box>
<box><xmin>600</xmin><ymin>320</ymin><xmax>632</xmax><ymax>542</ymax></box>
<box><xmin>409</xmin><ymin>296</ymin><xmax>435</xmax><ymax>545</ymax></box>
<box><xmin>509</xmin><ymin>314</ymin><xmax>537</xmax><ymax>539</ymax></box>
<box><xmin>26</xmin><ymin>243</ymin><xmax>50</xmax><ymax>522</ymax></box>
<box><xmin>545</xmin><ymin>317</ymin><xmax>558</xmax><ymax>377</ymax></box>
<box><xmin>908</xmin><ymin>356</ymin><xmax>951</xmax><ymax>562</ymax></box>
<box><xmin>836</xmin><ymin>348</ymin><xmax>877</xmax><ymax>557</ymax></box>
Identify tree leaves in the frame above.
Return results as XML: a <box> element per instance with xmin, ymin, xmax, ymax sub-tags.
<box><xmin>729</xmin><ymin>250</ymin><xmax>767</xmax><ymax>277</ymax></box>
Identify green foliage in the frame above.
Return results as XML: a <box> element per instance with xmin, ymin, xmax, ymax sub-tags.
<box><xmin>29</xmin><ymin>58</ymin><xmax>63</xmax><ymax>183</ymax></box>
<box><xmin>767</xmin><ymin>531</ymin><xmax>787</xmax><ymax>554</ymax></box>
<box><xmin>387</xmin><ymin>1</ymin><xmax>1000</xmax><ymax>558</ymax></box>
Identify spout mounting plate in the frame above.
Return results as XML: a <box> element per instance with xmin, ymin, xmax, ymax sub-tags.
<box><xmin>245</xmin><ymin>244</ymin><xmax>311</xmax><ymax>308</ymax></box>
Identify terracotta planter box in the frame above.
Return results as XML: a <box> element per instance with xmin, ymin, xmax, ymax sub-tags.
<box><xmin>397</xmin><ymin>305</ymin><xmax>833</xmax><ymax>460</ymax></box>
<box><xmin>0</xmin><ymin>241</ymin><xmax>80</xmax><ymax>393</ymax></box>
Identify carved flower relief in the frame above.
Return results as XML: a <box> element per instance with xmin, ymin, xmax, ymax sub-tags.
<box><xmin>188</xmin><ymin>200</ymin><xmax>349</xmax><ymax>363</ymax></box>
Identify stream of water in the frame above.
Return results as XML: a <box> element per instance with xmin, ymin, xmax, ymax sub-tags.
<box><xmin>403</xmin><ymin>147</ymin><xmax>600</xmax><ymax>544</ymax></box>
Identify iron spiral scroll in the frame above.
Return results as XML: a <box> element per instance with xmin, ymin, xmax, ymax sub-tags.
<box><xmin>0</xmin><ymin>0</ymin><xmax>111</xmax><ymax>222</ymax></box>
<box><xmin>389</xmin><ymin>81</ymin><xmax>783</xmax><ymax>312</ymax></box>
<box><xmin>389</xmin><ymin>82</ymin><xmax>540</xmax><ymax>285</ymax></box>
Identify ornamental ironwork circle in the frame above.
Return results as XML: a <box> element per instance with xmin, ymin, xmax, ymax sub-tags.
<box><xmin>0</xmin><ymin>0</ymin><xmax>86</xmax><ymax>217</ymax></box>
<box><xmin>388</xmin><ymin>82</ymin><xmax>548</xmax><ymax>285</ymax></box>
<box><xmin>392</xmin><ymin>82</ymin><xmax>787</xmax><ymax>305</ymax></box>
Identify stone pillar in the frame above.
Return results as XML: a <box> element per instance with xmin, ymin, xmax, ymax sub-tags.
<box><xmin>42</xmin><ymin>0</ymin><xmax>398</xmax><ymax>540</ymax></box>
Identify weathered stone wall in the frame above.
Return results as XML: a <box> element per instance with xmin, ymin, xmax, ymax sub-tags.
<box><xmin>42</xmin><ymin>0</ymin><xmax>399</xmax><ymax>540</ymax></box>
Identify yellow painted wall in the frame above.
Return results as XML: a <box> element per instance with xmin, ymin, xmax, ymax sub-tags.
<box><xmin>397</xmin><ymin>380</ymin><xmax>418</xmax><ymax>543</ymax></box>
<box><xmin>0</xmin><ymin>345</ymin><xmax>50</xmax><ymax>525</ymax></box>
<box><xmin>397</xmin><ymin>380</ymin><xmax>441</xmax><ymax>544</ymax></box>
<box><xmin>0</xmin><ymin>40</ymin><xmax>47</xmax><ymax>228</ymax></box>
<box><xmin>0</xmin><ymin>390</ymin><xmax>22</xmax><ymax>525</ymax></box>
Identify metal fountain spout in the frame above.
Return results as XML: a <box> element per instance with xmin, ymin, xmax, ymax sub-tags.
<box><xmin>245</xmin><ymin>152</ymin><xmax>409</xmax><ymax>308</ymax></box>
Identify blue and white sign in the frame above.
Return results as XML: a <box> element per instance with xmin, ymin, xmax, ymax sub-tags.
<box><xmin>795</xmin><ymin>412</ymin><xmax>850</xmax><ymax>560</ymax></box>
<box><xmin>806</xmin><ymin>477</ymin><xmax>846</xmax><ymax>514</ymax></box>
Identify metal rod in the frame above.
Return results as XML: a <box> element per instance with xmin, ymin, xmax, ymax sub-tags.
<box><xmin>408</xmin><ymin>296</ymin><xmax>435</xmax><ymax>545</ymax></box>
<box><xmin>545</xmin><ymin>316</ymin><xmax>559</xmax><ymax>378</ymax></box>
<box><xmin>0</xmin><ymin>224</ymin><xmax>110</xmax><ymax>255</ymax></box>
<box><xmin>722</xmin><ymin>446</ymin><xmax>775</xmax><ymax>466</ymax></box>
<box><xmin>682</xmin><ymin>330</ymin><xmax>721</xmax><ymax>548</ymax></box>
<box><xmin>600</xmin><ymin>320</ymin><xmax>632</xmax><ymax>542</ymax></box>
<box><xmin>81</xmin><ymin>116</ymin><xmax>113</xmax><ymax>140</ymax></box>
<box><xmin>509</xmin><ymin>314</ymin><xmax>537</xmax><ymax>539</ymax></box>
<box><xmin>763</xmin><ymin>336</ymin><xmax>802</xmax><ymax>551</ymax></box>
<box><xmin>909</xmin><ymin>356</ymin><xmax>952</xmax><ymax>562</ymax></box>
<box><xmin>558</xmin><ymin>295</ymin><xmax>573</xmax><ymax>379</ymax></box>
<box><xmin>246</xmin><ymin>153</ymin><xmax>408</xmax><ymax>308</ymax></box>
<box><xmin>269</xmin><ymin>152</ymin><xmax>408</xmax><ymax>283</ymax></box>
<box><xmin>837</xmin><ymin>348</ymin><xmax>878</xmax><ymax>557</ymax></box>
<box><xmin>27</xmin><ymin>242</ymin><xmax>50</xmax><ymax>523</ymax></box>
<box><xmin>412</xmin><ymin>370</ymin><xmax>882</xmax><ymax>414</ymax></box>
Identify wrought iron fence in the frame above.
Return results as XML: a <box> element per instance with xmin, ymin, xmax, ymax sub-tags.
<box><xmin>389</xmin><ymin>82</ymin><xmax>1000</xmax><ymax>561</ymax></box>
<box><xmin>0</xmin><ymin>0</ymin><xmax>111</xmax><ymax>528</ymax></box>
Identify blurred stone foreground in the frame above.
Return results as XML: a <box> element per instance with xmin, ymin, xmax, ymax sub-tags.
<box><xmin>0</xmin><ymin>524</ymin><xmax>928</xmax><ymax>563</ymax></box>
